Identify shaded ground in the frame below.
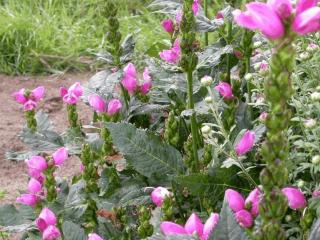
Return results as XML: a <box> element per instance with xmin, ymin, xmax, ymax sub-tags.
<box><xmin>0</xmin><ymin>73</ymin><xmax>93</xmax><ymax>206</ymax></box>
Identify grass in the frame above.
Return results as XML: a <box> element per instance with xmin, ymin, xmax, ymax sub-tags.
<box><xmin>0</xmin><ymin>0</ymin><xmax>164</xmax><ymax>75</ymax></box>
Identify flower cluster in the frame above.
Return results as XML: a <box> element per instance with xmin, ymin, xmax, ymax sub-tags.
<box><xmin>36</xmin><ymin>208</ymin><xmax>61</xmax><ymax>240</ymax></box>
<box><xmin>60</xmin><ymin>82</ymin><xmax>83</xmax><ymax>105</ymax></box>
<box><xmin>233</xmin><ymin>0</ymin><xmax>320</xmax><ymax>39</ymax></box>
<box><xmin>88</xmin><ymin>95</ymin><xmax>122</xmax><ymax>116</ymax></box>
<box><xmin>13</xmin><ymin>86</ymin><xmax>45</xmax><ymax>111</ymax></box>
<box><xmin>122</xmin><ymin>63</ymin><xmax>152</xmax><ymax>95</ymax></box>
<box><xmin>160</xmin><ymin>39</ymin><xmax>181</xmax><ymax>64</ymax></box>
<box><xmin>16</xmin><ymin>147</ymin><xmax>68</xmax><ymax>206</ymax></box>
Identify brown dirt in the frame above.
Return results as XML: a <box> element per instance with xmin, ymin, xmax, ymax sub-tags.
<box><xmin>0</xmin><ymin>73</ymin><xmax>94</xmax><ymax>206</ymax></box>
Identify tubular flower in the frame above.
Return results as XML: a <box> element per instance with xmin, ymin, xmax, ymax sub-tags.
<box><xmin>42</xmin><ymin>225</ymin><xmax>61</xmax><ymax>240</ymax></box>
<box><xmin>36</xmin><ymin>208</ymin><xmax>57</xmax><ymax>232</ymax></box>
<box><xmin>160</xmin><ymin>38</ymin><xmax>181</xmax><ymax>64</ymax></box>
<box><xmin>160</xmin><ymin>212</ymin><xmax>219</xmax><ymax>239</ymax></box>
<box><xmin>225</xmin><ymin>189</ymin><xmax>245</xmax><ymax>212</ymax></box>
<box><xmin>151</xmin><ymin>187</ymin><xmax>170</xmax><ymax>207</ymax></box>
<box><xmin>26</xmin><ymin>156</ymin><xmax>48</xmax><ymax>176</ymax></box>
<box><xmin>88</xmin><ymin>94</ymin><xmax>107</xmax><ymax>113</ymax></box>
<box><xmin>281</xmin><ymin>187</ymin><xmax>307</xmax><ymax>210</ymax></box>
<box><xmin>235</xmin><ymin>130</ymin><xmax>256</xmax><ymax>156</ymax></box>
<box><xmin>161</xmin><ymin>19</ymin><xmax>175</xmax><ymax>34</ymax></box>
<box><xmin>235</xmin><ymin>210</ymin><xmax>253</xmax><ymax>228</ymax></box>
<box><xmin>140</xmin><ymin>67</ymin><xmax>152</xmax><ymax>95</ymax></box>
<box><xmin>60</xmin><ymin>82</ymin><xmax>83</xmax><ymax>105</ymax></box>
<box><xmin>245</xmin><ymin>188</ymin><xmax>261</xmax><ymax>217</ymax></box>
<box><xmin>52</xmin><ymin>147</ymin><xmax>68</xmax><ymax>166</ymax></box>
<box><xmin>214</xmin><ymin>82</ymin><xmax>234</xmax><ymax>99</ymax></box>
<box><xmin>12</xmin><ymin>86</ymin><xmax>45</xmax><ymax>111</ymax></box>
<box><xmin>16</xmin><ymin>194</ymin><xmax>38</xmax><ymax>206</ymax></box>
<box><xmin>107</xmin><ymin>99</ymin><xmax>122</xmax><ymax>116</ymax></box>
<box><xmin>233</xmin><ymin>0</ymin><xmax>320</xmax><ymax>39</ymax></box>
<box><xmin>28</xmin><ymin>178</ymin><xmax>42</xmax><ymax>194</ymax></box>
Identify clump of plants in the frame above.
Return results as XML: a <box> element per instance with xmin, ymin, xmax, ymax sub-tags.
<box><xmin>2</xmin><ymin>0</ymin><xmax>320</xmax><ymax>239</ymax></box>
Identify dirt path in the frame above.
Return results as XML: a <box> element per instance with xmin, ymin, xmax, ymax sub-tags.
<box><xmin>0</xmin><ymin>73</ymin><xmax>93</xmax><ymax>205</ymax></box>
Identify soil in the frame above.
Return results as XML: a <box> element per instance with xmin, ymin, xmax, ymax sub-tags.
<box><xmin>0</xmin><ymin>72</ymin><xmax>94</xmax><ymax>207</ymax></box>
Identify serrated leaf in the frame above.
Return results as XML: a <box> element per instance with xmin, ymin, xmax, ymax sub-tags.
<box><xmin>309</xmin><ymin>219</ymin><xmax>320</xmax><ymax>240</ymax></box>
<box><xmin>106</xmin><ymin>122</ymin><xmax>184</xmax><ymax>178</ymax></box>
<box><xmin>120</xmin><ymin>34</ymin><xmax>135</xmax><ymax>64</ymax></box>
<box><xmin>5</xmin><ymin>150</ymin><xmax>39</xmax><ymax>161</ymax></box>
<box><xmin>62</xmin><ymin>221</ymin><xmax>86</xmax><ymax>240</ymax></box>
<box><xmin>0</xmin><ymin>205</ymin><xmax>34</xmax><ymax>227</ymax></box>
<box><xmin>209</xmin><ymin>201</ymin><xmax>249</xmax><ymax>240</ymax></box>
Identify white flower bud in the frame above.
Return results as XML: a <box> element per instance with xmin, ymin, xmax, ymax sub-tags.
<box><xmin>201</xmin><ymin>76</ymin><xmax>213</xmax><ymax>87</ymax></box>
<box><xmin>306</xmin><ymin>43</ymin><xmax>319</xmax><ymax>53</ymax></box>
<box><xmin>244</xmin><ymin>73</ymin><xmax>253</xmax><ymax>81</ymax></box>
<box><xmin>201</xmin><ymin>125</ymin><xmax>211</xmax><ymax>134</ymax></box>
<box><xmin>299</xmin><ymin>52</ymin><xmax>311</xmax><ymax>60</ymax></box>
<box><xmin>304</xmin><ymin>119</ymin><xmax>317</xmax><ymax>129</ymax></box>
<box><xmin>311</xmin><ymin>92</ymin><xmax>320</xmax><ymax>101</ymax></box>
<box><xmin>285</xmin><ymin>215</ymin><xmax>292</xmax><ymax>222</ymax></box>
<box><xmin>253</xmin><ymin>41</ymin><xmax>263</xmax><ymax>49</ymax></box>
<box><xmin>312</xmin><ymin>155</ymin><xmax>320</xmax><ymax>165</ymax></box>
<box><xmin>297</xmin><ymin>180</ymin><xmax>305</xmax><ymax>188</ymax></box>
<box><xmin>205</xmin><ymin>96</ymin><xmax>213</xmax><ymax>104</ymax></box>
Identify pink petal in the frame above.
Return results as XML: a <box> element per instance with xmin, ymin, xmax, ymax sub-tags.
<box><xmin>124</xmin><ymin>63</ymin><xmax>137</xmax><ymax>79</ymax></box>
<box><xmin>235</xmin><ymin>210</ymin><xmax>253</xmax><ymax>228</ymax></box>
<box><xmin>12</xmin><ymin>89</ymin><xmax>27</xmax><ymax>104</ymax></box>
<box><xmin>192</xmin><ymin>0</ymin><xmax>199</xmax><ymax>16</ymax></box>
<box><xmin>214</xmin><ymin>82</ymin><xmax>234</xmax><ymax>99</ymax></box>
<box><xmin>107</xmin><ymin>99</ymin><xmax>122</xmax><ymax>116</ymax></box>
<box><xmin>160</xmin><ymin>222</ymin><xmax>187</xmax><ymax>235</ymax></box>
<box><xmin>28</xmin><ymin>178</ymin><xmax>42</xmax><ymax>194</ymax></box>
<box><xmin>161</xmin><ymin>19</ymin><xmax>175</xmax><ymax>33</ymax></box>
<box><xmin>267</xmin><ymin>0</ymin><xmax>293</xmax><ymax>19</ymax></box>
<box><xmin>282</xmin><ymin>187</ymin><xmax>307</xmax><ymax>210</ymax></box>
<box><xmin>23</xmin><ymin>100</ymin><xmax>37</xmax><ymax>111</ymax></box>
<box><xmin>235</xmin><ymin>130</ymin><xmax>255</xmax><ymax>156</ymax></box>
<box><xmin>88</xmin><ymin>94</ymin><xmax>106</xmax><ymax>113</ymax></box>
<box><xmin>233</xmin><ymin>9</ymin><xmax>259</xmax><ymax>30</ymax></box>
<box><xmin>36</xmin><ymin>218</ymin><xmax>47</xmax><ymax>232</ymax></box>
<box><xmin>16</xmin><ymin>194</ymin><xmax>38</xmax><ymax>206</ymax></box>
<box><xmin>52</xmin><ymin>147</ymin><xmax>68</xmax><ymax>166</ymax></box>
<box><xmin>184</xmin><ymin>213</ymin><xmax>204</xmax><ymax>237</ymax></box>
<box><xmin>31</xmin><ymin>86</ymin><xmax>45</xmax><ymax>101</ymax></box>
<box><xmin>296</xmin><ymin>0</ymin><xmax>318</xmax><ymax>15</ymax></box>
<box><xmin>151</xmin><ymin>187</ymin><xmax>170</xmax><ymax>207</ymax></box>
<box><xmin>202</xmin><ymin>213</ymin><xmax>219</xmax><ymax>240</ymax></box>
<box><xmin>292</xmin><ymin>7</ymin><xmax>320</xmax><ymax>35</ymax></box>
<box><xmin>245</xmin><ymin>188</ymin><xmax>261</xmax><ymax>217</ymax></box>
<box><xmin>59</xmin><ymin>87</ymin><xmax>68</xmax><ymax>98</ymax></box>
<box><xmin>88</xmin><ymin>233</ymin><xmax>104</xmax><ymax>240</ymax></box>
<box><xmin>38</xmin><ymin>208</ymin><xmax>57</xmax><ymax>226</ymax></box>
<box><xmin>69</xmin><ymin>82</ymin><xmax>83</xmax><ymax>97</ymax></box>
<box><xmin>42</xmin><ymin>225</ymin><xmax>61</xmax><ymax>240</ymax></box>
<box><xmin>26</xmin><ymin>156</ymin><xmax>48</xmax><ymax>172</ymax></box>
<box><xmin>225</xmin><ymin>189</ymin><xmax>245</xmax><ymax>212</ymax></box>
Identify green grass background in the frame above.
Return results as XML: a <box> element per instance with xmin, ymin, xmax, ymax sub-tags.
<box><xmin>0</xmin><ymin>0</ymin><xmax>166</xmax><ymax>74</ymax></box>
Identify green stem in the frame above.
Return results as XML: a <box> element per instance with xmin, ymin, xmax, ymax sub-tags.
<box><xmin>187</xmin><ymin>70</ymin><xmax>199</xmax><ymax>171</ymax></box>
<box><xmin>204</xmin><ymin>0</ymin><xmax>208</xmax><ymax>46</ymax></box>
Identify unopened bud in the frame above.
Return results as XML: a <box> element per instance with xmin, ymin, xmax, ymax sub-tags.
<box><xmin>312</xmin><ymin>155</ymin><xmax>320</xmax><ymax>165</ymax></box>
<box><xmin>285</xmin><ymin>215</ymin><xmax>292</xmax><ymax>222</ymax></box>
<box><xmin>304</xmin><ymin>119</ymin><xmax>317</xmax><ymax>129</ymax></box>
<box><xmin>201</xmin><ymin>76</ymin><xmax>213</xmax><ymax>87</ymax></box>
<box><xmin>244</xmin><ymin>73</ymin><xmax>253</xmax><ymax>81</ymax></box>
<box><xmin>306</xmin><ymin>43</ymin><xmax>319</xmax><ymax>53</ymax></box>
<box><xmin>201</xmin><ymin>125</ymin><xmax>211</xmax><ymax>134</ymax></box>
<box><xmin>297</xmin><ymin>180</ymin><xmax>305</xmax><ymax>188</ymax></box>
<box><xmin>311</xmin><ymin>92</ymin><xmax>320</xmax><ymax>101</ymax></box>
<box><xmin>205</xmin><ymin>96</ymin><xmax>213</xmax><ymax>104</ymax></box>
<box><xmin>299</xmin><ymin>52</ymin><xmax>311</xmax><ymax>60</ymax></box>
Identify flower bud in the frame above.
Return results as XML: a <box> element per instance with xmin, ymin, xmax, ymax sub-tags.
<box><xmin>151</xmin><ymin>187</ymin><xmax>170</xmax><ymax>207</ymax></box>
<box><xmin>36</xmin><ymin>208</ymin><xmax>57</xmax><ymax>232</ymax></box>
<box><xmin>16</xmin><ymin>194</ymin><xmax>38</xmax><ymax>206</ymax></box>
<box><xmin>88</xmin><ymin>94</ymin><xmax>106</xmax><ymax>113</ymax></box>
<box><xmin>312</xmin><ymin>190</ymin><xmax>320</xmax><ymax>198</ymax></box>
<box><xmin>244</xmin><ymin>73</ymin><xmax>253</xmax><ymax>81</ymax></box>
<box><xmin>259</xmin><ymin>112</ymin><xmax>268</xmax><ymax>122</ymax></box>
<box><xmin>304</xmin><ymin>119</ymin><xmax>317</xmax><ymax>129</ymax></box>
<box><xmin>42</xmin><ymin>225</ymin><xmax>61</xmax><ymax>240</ymax></box>
<box><xmin>235</xmin><ymin>210</ymin><xmax>253</xmax><ymax>228</ymax></box>
<box><xmin>281</xmin><ymin>187</ymin><xmax>306</xmax><ymax>210</ymax></box>
<box><xmin>52</xmin><ymin>147</ymin><xmax>68</xmax><ymax>166</ymax></box>
<box><xmin>311</xmin><ymin>92</ymin><xmax>320</xmax><ymax>101</ymax></box>
<box><xmin>253</xmin><ymin>41</ymin><xmax>263</xmax><ymax>49</ymax></box>
<box><xmin>285</xmin><ymin>215</ymin><xmax>292</xmax><ymax>222</ymax></box>
<box><xmin>184</xmin><ymin>213</ymin><xmax>204</xmax><ymax>236</ymax></box>
<box><xmin>161</xmin><ymin>19</ymin><xmax>175</xmax><ymax>34</ymax></box>
<box><xmin>214</xmin><ymin>82</ymin><xmax>233</xmax><ymax>100</ymax></box>
<box><xmin>201</xmin><ymin>125</ymin><xmax>211</xmax><ymax>135</ymax></box>
<box><xmin>201</xmin><ymin>76</ymin><xmax>213</xmax><ymax>87</ymax></box>
<box><xmin>312</xmin><ymin>155</ymin><xmax>320</xmax><ymax>165</ymax></box>
<box><xmin>205</xmin><ymin>96</ymin><xmax>213</xmax><ymax>104</ymax></box>
<box><xmin>235</xmin><ymin>130</ymin><xmax>255</xmax><ymax>156</ymax></box>
<box><xmin>306</xmin><ymin>43</ymin><xmax>319</xmax><ymax>53</ymax></box>
<box><xmin>107</xmin><ymin>99</ymin><xmax>122</xmax><ymax>116</ymax></box>
<box><xmin>225</xmin><ymin>189</ymin><xmax>245</xmax><ymax>212</ymax></box>
<box><xmin>299</xmin><ymin>52</ymin><xmax>311</xmax><ymax>60</ymax></box>
<box><xmin>297</xmin><ymin>180</ymin><xmax>305</xmax><ymax>188</ymax></box>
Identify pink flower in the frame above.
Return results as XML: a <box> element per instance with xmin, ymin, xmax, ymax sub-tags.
<box><xmin>160</xmin><ymin>39</ymin><xmax>181</xmax><ymax>64</ymax></box>
<box><xmin>192</xmin><ymin>0</ymin><xmax>199</xmax><ymax>16</ymax></box>
<box><xmin>60</xmin><ymin>82</ymin><xmax>83</xmax><ymax>105</ymax></box>
<box><xmin>235</xmin><ymin>130</ymin><xmax>255</xmax><ymax>156</ymax></box>
<box><xmin>292</xmin><ymin>6</ymin><xmax>320</xmax><ymax>35</ymax></box>
<box><xmin>216</xmin><ymin>11</ymin><xmax>224</xmax><ymax>19</ymax></box>
<box><xmin>282</xmin><ymin>187</ymin><xmax>307</xmax><ymax>210</ymax></box>
<box><xmin>233</xmin><ymin>2</ymin><xmax>285</xmax><ymax>39</ymax></box>
<box><xmin>245</xmin><ymin>188</ymin><xmax>261</xmax><ymax>217</ymax></box>
<box><xmin>259</xmin><ymin>112</ymin><xmax>268</xmax><ymax>122</ymax></box>
<box><xmin>42</xmin><ymin>225</ymin><xmax>61</xmax><ymax>240</ymax></box>
<box><xmin>312</xmin><ymin>190</ymin><xmax>320</xmax><ymax>198</ymax></box>
<box><xmin>161</xmin><ymin>213</ymin><xmax>219</xmax><ymax>238</ymax></box>
<box><xmin>36</xmin><ymin>208</ymin><xmax>57</xmax><ymax>232</ymax></box>
<box><xmin>26</xmin><ymin>156</ymin><xmax>48</xmax><ymax>176</ymax></box>
<box><xmin>88</xmin><ymin>233</ymin><xmax>104</xmax><ymax>240</ymax></box>
<box><xmin>13</xmin><ymin>88</ymin><xmax>27</xmax><ymax>104</ymax></box>
<box><xmin>52</xmin><ymin>147</ymin><xmax>68</xmax><ymax>166</ymax></box>
<box><xmin>23</xmin><ymin>100</ymin><xmax>37</xmax><ymax>111</ymax></box>
<box><xmin>296</xmin><ymin>0</ymin><xmax>318</xmax><ymax>15</ymax></box>
<box><xmin>16</xmin><ymin>194</ymin><xmax>38</xmax><ymax>206</ymax></box>
<box><xmin>88</xmin><ymin>94</ymin><xmax>106</xmax><ymax>113</ymax></box>
<box><xmin>161</xmin><ymin>222</ymin><xmax>187</xmax><ymax>235</ymax></box>
<box><xmin>107</xmin><ymin>99</ymin><xmax>122</xmax><ymax>116</ymax></box>
<box><xmin>267</xmin><ymin>0</ymin><xmax>293</xmax><ymax>20</ymax></box>
<box><xmin>140</xmin><ymin>67</ymin><xmax>152</xmax><ymax>95</ymax></box>
<box><xmin>214</xmin><ymin>82</ymin><xmax>233</xmax><ymax>100</ymax></box>
<box><xmin>202</xmin><ymin>213</ymin><xmax>219</xmax><ymax>240</ymax></box>
<box><xmin>235</xmin><ymin>210</ymin><xmax>253</xmax><ymax>228</ymax></box>
<box><xmin>225</xmin><ymin>189</ymin><xmax>245</xmax><ymax>212</ymax></box>
<box><xmin>31</xmin><ymin>86</ymin><xmax>45</xmax><ymax>102</ymax></box>
<box><xmin>28</xmin><ymin>178</ymin><xmax>42</xmax><ymax>194</ymax></box>
<box><xmin>184</xmin><ymin>213</ymin><xmax>204</xmax><ymax>237</ymax></box>
<box><xmin>122</xmin><ymin>63</ymin><xmax>138</xmax><ymax>94</ymax></box>
<box><xmin>151</xmin><ymin>187</ymin><xmax>170</xmax><ymax>207</ymax></box>
<box><xmin>161</xmin><ymin>19</ymin><xmax>175</xmax><ymax>34</ymax></box>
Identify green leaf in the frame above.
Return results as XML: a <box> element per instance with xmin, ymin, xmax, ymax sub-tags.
<box><xmin>62</xmin><ymin>221</ymin><xmax>86</xmax><ymax>240</ymax></box>
<box><xmin>209</xmin><ymin>201</ymin><xmax>249</xmax><ymax>240</ymax></box>
<box><xmin>309</xmin><ymin>219</ymin><xmax>320</xmax><ymax>240</ymax></box>
<box><xmin>0</xmin><ymin>205</ymin><xmax>34</xmax><ymax>227</ymax></box>
<box><xmin>120</xmin><ymin>34</ymin><xmax>135</xmax><ymax>64</ymax></box>
<box><xmin>148</xmin><ymin>234</ymin><xmax>197</xmax><ymax>240</ymax></box>
<box><xmin>106</xmin><ymin>122</ymin><xmax>184</xmax><ymax>178</ymax></box>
